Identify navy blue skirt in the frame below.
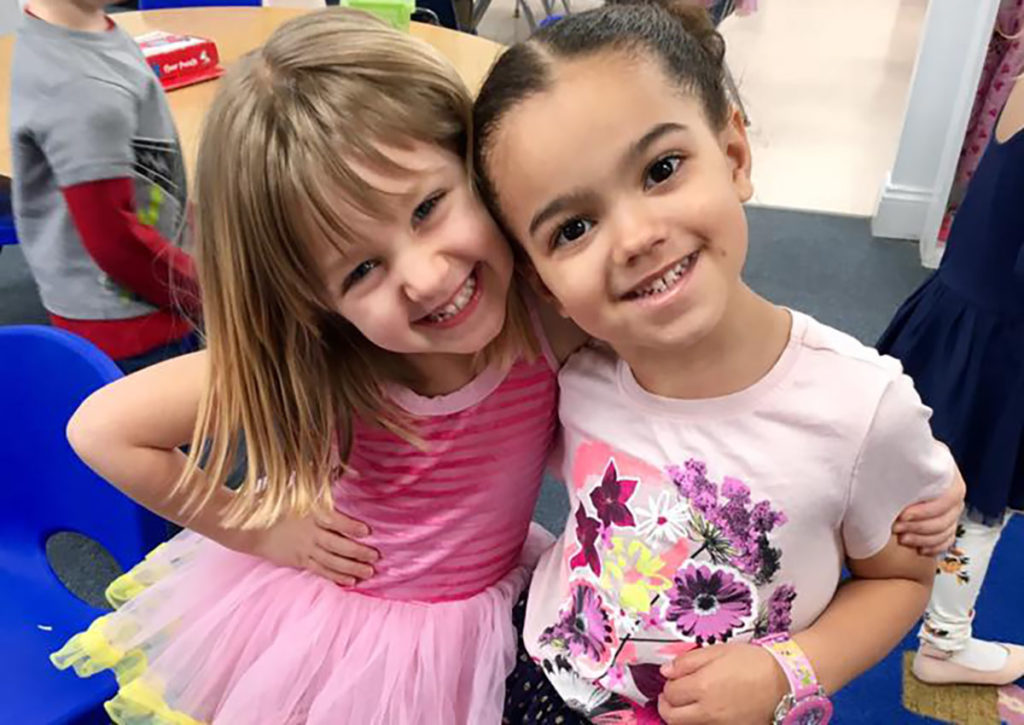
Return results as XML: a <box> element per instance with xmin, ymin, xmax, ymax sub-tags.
<box><xmin>877</xmin><ymin>272</ymin><xmax>1024</xmax><ymax>525</ymax></box>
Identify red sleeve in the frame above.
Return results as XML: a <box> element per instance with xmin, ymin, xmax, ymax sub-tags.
<box><xmin>62</xmin><ymin>178</ymin><xmax>200</xmax><ymax>314</ymax></box>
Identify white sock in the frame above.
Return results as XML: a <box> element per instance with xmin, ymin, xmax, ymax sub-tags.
<box><xmin>942</xmin><ymin>638</ymin><xmax>1009</xmax><ymax>671</ymax></box>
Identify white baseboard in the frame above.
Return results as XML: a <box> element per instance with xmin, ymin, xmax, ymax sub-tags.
<box><xmin>871</xmin><ymin>177</ymin><xmax>934</xmax><ymax>240</ymax></box>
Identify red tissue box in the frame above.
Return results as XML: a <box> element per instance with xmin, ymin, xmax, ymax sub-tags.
<box><xmin>136</xmin><ymin>31</ymin><xmax>224</xmax><ymax>91</ymax></box>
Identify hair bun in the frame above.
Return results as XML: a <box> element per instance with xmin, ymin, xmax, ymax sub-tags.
<box><xmin>604</xmin><ymin>0</ymin><xmax>725</xmax><ymax>68</ymax></box>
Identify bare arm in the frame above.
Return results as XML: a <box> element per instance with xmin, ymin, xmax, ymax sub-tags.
<box><xmin>66</xmin><ymin>351</ymin><xmax>257</xmax><ymax>552</ymax></box>
<box><xmin>794</xmin><ymin>535</ymin><xmax>934</xmax><ymax>693</ymax></box>
<box><xmin>995</xmin><ymin>74</ymin><xmax>1024</xmax><ymax>143</ymax></box>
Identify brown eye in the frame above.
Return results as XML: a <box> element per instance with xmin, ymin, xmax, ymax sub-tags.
<box><xmin>645</xmin><ymin>155</ymin><xmax>682</xmax><ymax>189</ymax></box>
<box><xmin>552</xmin><ymin>217</ymin><xmax>594</xmax><ymax>249</ymax></box>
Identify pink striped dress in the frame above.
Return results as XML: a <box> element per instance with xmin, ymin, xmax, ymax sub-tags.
<box><xmin>50</xmin><ymin>354</ymin><xmax>559</xmax><ymax>725</ymax></box>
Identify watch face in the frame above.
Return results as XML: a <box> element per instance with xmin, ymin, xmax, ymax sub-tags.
<box><xmin>785</xmin><ymin>696</ymin><xmax>833</xmax><ymax>725</ymax></box>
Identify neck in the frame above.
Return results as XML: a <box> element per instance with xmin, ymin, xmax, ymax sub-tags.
<box><xmin>27</xmin><ymin>0</ymin><xmax>108</xmax><ymax>32</ymax></box>
<box><xmin>401</xmin><ymin>350</ymin><xmax>483</xmax><ymax>397</ymax></box>
<box><xmin>622</xmin><ymin>285</ymin><xmax>791</xmax><ymax>400</ymax></box>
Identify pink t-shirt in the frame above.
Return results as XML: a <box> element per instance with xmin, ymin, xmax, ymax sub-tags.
<box><xmin>524</xmin><ymin>310</ymin><xmax>954</xmax><ymax>721</ymax></box>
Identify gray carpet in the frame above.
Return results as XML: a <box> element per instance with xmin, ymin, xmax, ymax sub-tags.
<box><xmin>1</xmin><ymin>206</ymin><xmax>931</xmax><ymax>607</ymax></box>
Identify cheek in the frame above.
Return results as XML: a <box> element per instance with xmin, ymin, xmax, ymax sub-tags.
<box><xmin>338</xmin><ymin>293</ymin><xmax>401</xmax><ymax>337</ymax></box>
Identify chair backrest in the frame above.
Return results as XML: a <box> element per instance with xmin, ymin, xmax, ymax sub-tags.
<box><xmin>139</xmin><ymin>0</ymin><xmax>260</xmax><ymax>9</ymax></box>
<box><xmin>0</xmin><ymin>327</ymin><xmax>165</xmax><ymax>569</ymax></box>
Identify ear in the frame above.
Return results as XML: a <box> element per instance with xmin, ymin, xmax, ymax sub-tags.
<box><xmin>720</xmin><ymin>107</ymin><xmax>754</xmax><ymax>203</ymax></box>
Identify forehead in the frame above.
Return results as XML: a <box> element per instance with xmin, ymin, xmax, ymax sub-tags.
<box><xmin>346</xmin><ymin>138</ymin><xmax>460</xmax><ymax>196</ymax></box>
<box><xmin>488</xmin><ymin>53</ymin><xmax>708</xmax><ymax>221</ymax></box>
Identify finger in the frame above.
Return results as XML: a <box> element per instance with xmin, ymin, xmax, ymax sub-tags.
<box><xmin>312</xmin><ymin>548</ymin><xmax>374</xmax><ymax>581</ymax></box>
<box><xmin>660</xmin><ymin>676</ymin><xmax>700</xmax><ymax>709</ymax></box>
<box><xmin>899</xmin><ymin>523</ymin><xmax>957</xmax><ymax>547</ymax></box>
<box><xmin>307</xmin><ymin>557</ymin><xmax>356</xmax><ymax>587</ymax></box>
<box><xmin>317</xmin><ymin>510</ymin><xmax>371</xmax><ymax>538</ymax></box>
<box><xmin>658</xmin><ymin>695</ymin><xmax>704</xmax><ymax>725</ymax></box>
<box><xmin>898</xmin><ymin>484</ymin><xmax>963</xmax><ymax>524</ymax></box>
<box><xmin>915</xmin><ymin>533</ymin><xmax>956</xmax><ymax>557</ymax></box>
<box><xmin>661</xmin><ymin>645</ymin><xmax>723</xmax><ymax>679</ymax></box>
<box><xmin>896</xmin><ymin>503</ymin><xmax>961</xmax><ymax>536</ymax></box>
<box><xmin>315</xmin><ymin>528</ymin><xmax>379</xmax><ymax>564</ymax></box>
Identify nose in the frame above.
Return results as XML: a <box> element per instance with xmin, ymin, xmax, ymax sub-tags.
<box><xmin>609</xmin><ymin>200</ymin><xmax>667</xmax><ymax>267</ymax></box>
<box><xmin>399</xmin><ymin>248</ymin><xmax>453</xmax><ymax>311</ymax></box>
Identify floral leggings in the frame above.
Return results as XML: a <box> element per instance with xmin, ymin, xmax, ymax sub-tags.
<box><xmin>503</xmin><ymin>595</ymin><xmax>592</xmax><ymax>724</ymax></box>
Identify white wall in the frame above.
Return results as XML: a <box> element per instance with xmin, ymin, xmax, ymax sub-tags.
<box><xmin>872</xmin><ymin>0</ymin><xmax>1001</xmax><ymax>267</ymax></box>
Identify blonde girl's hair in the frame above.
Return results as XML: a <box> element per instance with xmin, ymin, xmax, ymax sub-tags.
<box><xmin>178</xmin><ymin>8</ymin><xmax>535</xmax><ymax>529</ymax></box>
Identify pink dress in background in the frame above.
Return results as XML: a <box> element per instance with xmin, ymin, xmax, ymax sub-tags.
<box><xmin>52</xmin><ymin>353</ymin><xmax>559</xmax><ymax>725</ymax></box>
<box><xmin>942</xmin><ymin>0</ymin><xmax>1024</xmax><ymax>241</ymax></box>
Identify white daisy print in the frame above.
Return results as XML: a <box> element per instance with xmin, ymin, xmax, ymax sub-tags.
<box><xmin>636</xmin><ymin>491</ymin><xmax>690</xmax><ymax>543</ymax></box>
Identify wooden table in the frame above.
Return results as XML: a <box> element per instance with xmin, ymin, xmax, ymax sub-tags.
<box><xmin>0</xmin><ymin>7</ymin><xmax>504</xmax><ymax>178</ymax></box>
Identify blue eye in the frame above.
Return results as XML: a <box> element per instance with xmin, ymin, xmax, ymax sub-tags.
<box><xmin>644</xmin><ymin>155</ymin><xmax>682</xmax><ymax>190</ymax></box>
<box><xmin>413</xmin><ymin>191</ymin><xmax>446</xmax><ymax>225</ymax></box>
<box><xmin>343</xmin><ymin>259</ymin><xmax>379</xmax><ymax>291</ymax></box>
<box><xmin>552</xmin><ymin>217</ymin><xmax>594</xmax><ymax>249</ymax></box>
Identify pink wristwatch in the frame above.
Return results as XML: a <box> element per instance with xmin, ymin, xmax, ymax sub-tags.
<box><xmin>752</xmin><ymin>633</ymin><xmax>833</xmax><ymax>725</ymax></box>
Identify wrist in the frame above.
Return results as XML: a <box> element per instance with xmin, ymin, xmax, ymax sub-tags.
<box><xmin>757</xmin><ymin>643</ymin><xmax>791</xmax><ymax>704</ymax></box>
<box><xmin>219</xmin><ymin>525</ymin><xmax>262</xmax><ymax>555</ymax></box>
<box><xmin>752</xmin><ymin>633</ymin><xmax>834</xmax><ymax>725</ymax></box>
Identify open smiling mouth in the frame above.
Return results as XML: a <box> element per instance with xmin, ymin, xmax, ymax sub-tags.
<box><xmin>621</xmin><ymin>250</ymin><xmax>700</xmax><ymax>301</ymax></box>
<box><xmin>416</xmin><ymin>265</ymin><xmax>482</xmax><ymax>328</ymax></box>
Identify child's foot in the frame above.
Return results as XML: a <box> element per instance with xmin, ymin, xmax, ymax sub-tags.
<box><xmin>912</xmin><ymin>640</ymin><xmax>1024</xmax><ymax>685</ymax></box>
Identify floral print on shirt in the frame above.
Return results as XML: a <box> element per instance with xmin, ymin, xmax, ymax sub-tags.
<box><xmin>534</xmin><ymin>441</ymin><xmax>797</xmax><ymax>722</ymax></box>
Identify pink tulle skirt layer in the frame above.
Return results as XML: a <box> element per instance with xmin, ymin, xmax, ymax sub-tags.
<box><xmin>52</xmin><ymin>526</ymin><xmax>553</xmax><ymax>725</ymax></box>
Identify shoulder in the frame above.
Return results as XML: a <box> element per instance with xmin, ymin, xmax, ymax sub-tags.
<box><xmin>790</xmin><ymin>310</ymin><xmax>903</xmax><ymax>393</ymax></box>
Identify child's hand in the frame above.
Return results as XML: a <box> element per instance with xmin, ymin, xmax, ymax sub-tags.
<box><xmin>249</xmin><ymin>510</ymin><xmax>378</xmax><ymax>586</ymax></box>
<box><xmin>658</xmin><ymin>643</ymin><xmax>787</xmax><ymax>725</ymax></box>
<box><xmin>893</xmin><ymin>469</ymin><xmax>966</xmax><ymax>556</ymax></box>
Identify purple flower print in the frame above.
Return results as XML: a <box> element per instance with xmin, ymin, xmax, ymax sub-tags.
<box><xmin>767</xmin><ymin>584</ymin><xmax>797</xmax><ymax>634</ymax></box>
<box><xmin>666</xmin><ymin>460</ymin><xmax>714</xmax><ymax>515</ymax></box>
<box><xmin>540</xmin><ymin>582</ymin><xmax>618</xmax><ymax>662</ymax></box>
<box><xmin>590</xmin><ymin>460</ymin><xmax>638</xmax><ymax>529</ymax></box>
<box><xmin>719</xmin><ymin>497</ymin><xmax>752</xmax><ymax>539</ymax></box>
<box><xmin>570</xmin><ymin>504</ymin><xmax>603</xmax><ymax>576</ymax></box>
<box><xmin>754</xmin><ymin>583</ymin><xmax>798</xmax><ymax>637</ymax></box>
<box><xmin>665</xmin><ymin>562</ymin><xmax>754</xmax><ymax>644</ymax></box>
<box><xmin>721</xmin><ymin>477</ymin><xmax>751</xmax><ymax>503</ymax></box>
<box><xmin>752</xmin><ymin>499</ymin><xmax>787</xmax><ymax>533</ymax></box>
<box><xmin>666</xmin><ymin>459</ymin><xmax>787</xmax><ymax>585</ymax></box>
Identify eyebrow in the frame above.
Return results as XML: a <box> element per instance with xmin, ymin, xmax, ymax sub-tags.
<box><xmin>526</xmin><ymin>122</ymin><xmax>688</xmax><ymax>237</ymax></box>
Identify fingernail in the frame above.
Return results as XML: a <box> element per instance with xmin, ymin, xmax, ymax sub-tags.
<box><xmin>893</xmin><ymin>524</ymin><xmax>906</xmax><ymax>534</ymax></box>
<box><xmin>340</xmin><ymin>577</ymin><xmax>355</xmax><ymax>587</ymax></box>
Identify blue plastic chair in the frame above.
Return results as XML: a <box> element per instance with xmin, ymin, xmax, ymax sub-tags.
<box><xmin>0</xmin><ymin>190</ymin><xmax>16</xmax><ymax>246</ymax></box>
<box><xmin>0</xmin><ymin>215</ymin><xmax>16</xmax><ymax>246</ymax></box>
<box><xmin>138</xmin><ymin>0</ymin><xmax>260</xmax><ymax>9</ymax></box>
<box><xmin>0</xmin><ymin>326</ymin><xmax>166</xmax><ymax>724</ymax></box>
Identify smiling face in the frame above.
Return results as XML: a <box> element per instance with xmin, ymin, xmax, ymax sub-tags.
<box><xmin>484</xmin><ymin>52</ymin><xmax>753</xmax><ymax>360</ymax></box>
<box><xmin>313</xmin><ymin>139</ymin><xmax>514</xmax><ymax>359</ymax></box>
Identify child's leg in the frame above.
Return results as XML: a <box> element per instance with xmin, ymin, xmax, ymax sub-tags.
<box><xmin>914</xmin><ymin>512</ymin><xmax>1024</xmax><ymax>684</ymax></box>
